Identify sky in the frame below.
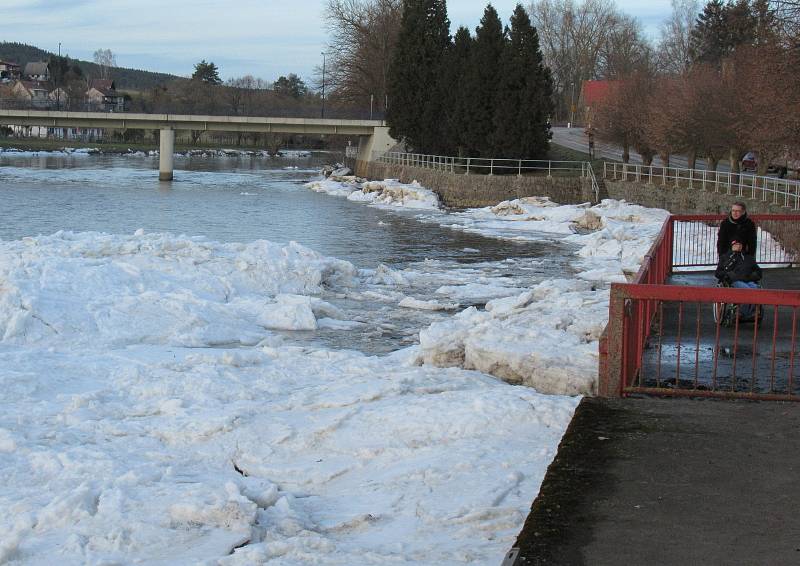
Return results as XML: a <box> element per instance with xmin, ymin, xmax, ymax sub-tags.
<box><xmin>2</xmin><ymin>0</ymin><xmax>674</xmax><ymax>83</ymax></box>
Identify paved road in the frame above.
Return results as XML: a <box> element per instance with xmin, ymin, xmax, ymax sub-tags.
<box><xmin>551</xmin><ymin>126</ymin><xmax>731</xmax><ymax>172</ymax></box>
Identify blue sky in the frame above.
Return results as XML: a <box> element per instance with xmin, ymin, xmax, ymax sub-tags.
<box><xmin>3</xmin><ymin>0</ymin><xmax>674</xmax><ymax>82</ymax></box>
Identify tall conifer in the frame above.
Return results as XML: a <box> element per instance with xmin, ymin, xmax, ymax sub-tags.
<box><xmin>386</xmin><ymin>0</ymin><xmax>450</xmax><ymax>153</ymax></box>
<box><xmin>493</xmin><ymin>4</ymin><xmax>553</xmax><ymax>158</ymax></box>
<box><xmin>462</xmin><ymin>4</ymin><xmax>506</xmax><ymax>157</ymax></box>
<box><xmin>438</xmin><ymin>26</ymin><xmax>473</xmax><ymax>155</ymax></box>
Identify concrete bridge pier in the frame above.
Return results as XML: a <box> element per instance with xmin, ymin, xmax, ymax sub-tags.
<box><xmin>159</xmin><ymin>128</ymin><xmax>175</xmax><ymax>181</ymax></box>
<box><xmin>355</xmin><ymin>126</ymin><xmax>397</xmax><ymax>175</ymax></box>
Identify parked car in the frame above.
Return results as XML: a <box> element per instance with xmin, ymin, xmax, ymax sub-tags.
<box><xmin>740</xmin><ymin>151</ymin><xmax>794</xmax><ymax>178</ymax></box>
<box><xmin>740</xmin><ymin>151</ymin><xmax>757</xmax><ymax>172</ymax></box>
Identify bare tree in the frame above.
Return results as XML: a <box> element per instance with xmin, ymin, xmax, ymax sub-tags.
<box><xmin>730</xmin><ymin>45</ymin><xmax>795</xmax><ymax>175</ymax></box>
<box><xmin>593</xmin><ymin>71</ymin><xmax>656</xmax><ymax>163</ymax></box>
<box><xmin>770</xmin><ymin>0</ymin><xmax>800</xmax><ymax>44</ymax></box>
<box><xmin>528</xmin><ymin>0</ymin><xmax>627</xmax><ymax>121</ymax></box>
<box><xmin>599</xmin><ymin>14</ymin><xmax>654</xmax><ymax>78</ymax></box>
<box><xmin>322</xmin><ymin>0</ymin><xmax>402</xmax><ymax>113</ymax></box>
<box><xmin>93</xmin><ymin>48</ymin><xmax>116</xmax><ymax>80</ymax></box>
<box><xmin>657</xmin><ymin>0</ymin><xmax>700</xmax><ymax>74</ymax></box>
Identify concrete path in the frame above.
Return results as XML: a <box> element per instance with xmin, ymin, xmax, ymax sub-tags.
<box><xmin>510</xmin><ymin>397</ymin><xmax>800</xmax><ymax>565</ymax></box>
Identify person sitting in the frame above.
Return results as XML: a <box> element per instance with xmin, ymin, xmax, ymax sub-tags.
<box><xmin>715</xmin><ymin>240</ymin><xmax>763</xmax><ymax>321</ymax></box>
<box><xmin>717</xmin><ymin>201</ymin><xmax>757</xmax><ymax>258</ymax></box>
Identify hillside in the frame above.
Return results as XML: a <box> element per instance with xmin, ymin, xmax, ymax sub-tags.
<box><xmin>0</xmin><ymin>42</ymin><xmax>179</xmax><ymax>91</ymax></box>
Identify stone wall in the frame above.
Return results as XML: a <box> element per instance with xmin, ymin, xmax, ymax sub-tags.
<box><xmin>602</xmin><ymin>179</ymin><xmax>798</xmax><ymax>215</ymax></box>
<box><xmin>357</xmin><ymin>160</ymin><xmax>595</xmax><ymax>208</ymax></box>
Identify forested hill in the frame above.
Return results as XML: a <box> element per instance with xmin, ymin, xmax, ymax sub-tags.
<box><xmin>0</xmin><ymin>42</ymin><xmax>179</xmax><ymax>91</ymax></box>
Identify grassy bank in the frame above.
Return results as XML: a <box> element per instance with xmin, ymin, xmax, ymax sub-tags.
<box><xmin>547</xmin><ymin>142</ymin><xmax>612</xmax><ymax>171</ymax></box>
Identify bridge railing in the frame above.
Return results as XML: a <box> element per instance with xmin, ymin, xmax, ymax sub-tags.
<box><xmin>375</xmin><ymin>151</ymin><xmax>590</xmax><ymax>177</ymax></box>
<box><xmin>604</xmin><ymin>162</ymin><xmax>800</xmax><ymax>210</ymax></box>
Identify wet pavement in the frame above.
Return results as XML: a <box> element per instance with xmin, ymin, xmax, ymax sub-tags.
<box><xmin>509</xmin><ymin>396</ymin><xmax>800</xmax><ymax>565</ymax></box>
<box><xmin>638</xmin><ymin>269</ymin><xmax>800</xmax><ymax>396</ymax></box>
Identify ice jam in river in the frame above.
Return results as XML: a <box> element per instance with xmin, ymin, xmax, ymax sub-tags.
<box><xmin>0</xmin><ymin>163</ymin><xmax>669</xmax><ymax>564</ymax></box>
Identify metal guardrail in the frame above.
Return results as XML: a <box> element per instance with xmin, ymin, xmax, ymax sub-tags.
<box><xmin>374</xmin><ymin>151</ymin><xmax>600</xmax><ymax>200</ymax></box>
<box><xmin>604</xmin><ymin>162</ymin><xmax>800</xmax><ymax>210</ymax></box>
<box><xmin>600</xmin><ymin>214</ymin><xmax>800</xmax><ymax>401</ymax></box>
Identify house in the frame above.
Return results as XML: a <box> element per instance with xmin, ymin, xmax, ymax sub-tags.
<box><xmin>23</xmin><ymin>61</ymin><xmax>50</xmax><ymax>82</ymax></box>
<box><xmin>49</xmin><ymin>87</ymin><xmax>69</xmax><ymax>109</ymax></box>
<box><xmin>11</xmin><ymin>80</ymin><xmax>51</xmax><ymax>108</ymax></box>
<box><xmin>579</xmin><ymin>80</ymin><xmax>613</xmax><ymax>126</ymax></box>
<box><xmin>0</xmin><ymin>60</ymin><xmax>21</xmax><ymax>82</ymax></box>
<box><xmin>86</xmin><ymin>79</ymin><xmax>127</xmax><ymax>112</ymax></box>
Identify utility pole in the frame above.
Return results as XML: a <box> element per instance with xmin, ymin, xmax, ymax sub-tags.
<box><xmin>569</xmin><ymin>81</ymin><xmax>575</xmax><ymax>128</ymax></box>
<box><xmin>56</xmin><ymin>42</ymin><xmax>61</xmax><ymax>112</ymax></box>
<box><xmin>321</xmin><ymin>52</ymin><xmax>326</xmax><ymax>119</ymax></box>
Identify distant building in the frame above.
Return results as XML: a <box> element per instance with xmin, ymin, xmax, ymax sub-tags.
<box><xmin>23</xmin><ymin>61</ymin><xmax>50</xmax><ymax>82</ymax></box>
<box><xmin>49</xmin><ymin>87</ymin><xmax>69</xmax><ymax>109</ymax></box>
<box><xmin>86</xmin><ymin>79</ymin><xmax>127</xmax><ymax>112</ymax></box>
<box><xmin>0</xmin><ymin>60</ymin><xmax>21</xmax><ymax>82</ymax></box>
<box><xmin>579</xmin><ymin>80</ymin><xmax>613</xmax><ymax>126</ymax></box>
<box><xmin>11</xmin><ymin>80</ymin><xmax>50</xmax><ymax>108</ymax></box>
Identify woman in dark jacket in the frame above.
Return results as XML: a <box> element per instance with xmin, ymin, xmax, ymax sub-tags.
<box><xmin>716</xmin><ymin>201</ymin><xmax>757</xmax><ymax>257</ymax></box>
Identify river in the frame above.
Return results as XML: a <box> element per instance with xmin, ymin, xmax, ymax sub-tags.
<box><xmin>0</xmin><ymin>150</ymin><xmax>577</xmax><ymax>353</ymax></box>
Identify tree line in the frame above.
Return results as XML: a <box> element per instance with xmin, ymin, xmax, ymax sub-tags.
<box><xmin>592</xmin><ymin>0</ymin><xmax>800</xmax><ymax>175</ymax></box>
<box><xmin>384</xmin><ymin>1</ymin><xmax>553</xmax><ymax>159</ymax></box>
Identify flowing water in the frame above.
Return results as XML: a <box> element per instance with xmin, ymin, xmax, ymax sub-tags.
<box><xmin>0</xmin><ymin>151</ymin><xmax>577</xmax><ymax>353</ymax></box>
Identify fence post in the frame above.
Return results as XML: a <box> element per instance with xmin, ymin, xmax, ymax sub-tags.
<box><xmin>548</xmin><ymin>160</ymin><xmax>552</xmax><ymax>177</ymax></box>
<box><xmin>518</xmin><ymin>159</ymin><xmax>522</xmax><ymax>176</ymax></box>
<box><xmin>489</xmin><ymin>159</ymin><xmax>494</xmax><ymax>175</ymax></box>
<box><xmin>689</xmin><ymin>168</ymin><xmax>693</xmax><ymax>189</ymax></box>
<box><xmin>466</xmin><ymin>157</ymin><xmax>470</xmax><ymax>175</ymax></box>
<box><xmin>600</xmin><ymin>285</ymin><xmax>628</xmax><ymax>398</ymax></box>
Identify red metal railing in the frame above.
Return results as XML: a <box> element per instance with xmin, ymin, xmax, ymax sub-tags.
<box><xmin>600</xmin><ymin>214</ymin><xmax>800</xmax><ymax>401</ymax></box>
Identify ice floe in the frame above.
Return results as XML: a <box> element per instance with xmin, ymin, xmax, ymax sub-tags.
<box><xmin>0</xmin><ymin>230</ymin><xmax>578</xmax><ymax>564</ymax></box>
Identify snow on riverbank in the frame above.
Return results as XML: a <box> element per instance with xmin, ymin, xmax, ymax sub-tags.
<box><xmin>306</xmin><ymin>176</ymin><xmax>440</xmax><ymax>209</ymax></box>
<box><xmin>415</xmin><ymin>197</ymin><xmax>669</xmax><ymax>395</ymax></box>
<box><xmin>307</xmin><ymin>176</ymin><xmax>670</xmax><ymax>395</ymax></box>
<box><xmin>0</xmin><ymin>230</ymin><xmax>579</xmax><ymax>564</ymax></box>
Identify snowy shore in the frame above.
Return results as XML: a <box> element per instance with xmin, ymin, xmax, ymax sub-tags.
<box><xmin>0</xmin><ymin>230</ymin><xmax>578</xmax><ymax>564</ymax></box>
<box><xmin>306</xmin><ymin>174</ymin><xmax>670</xmax><ymax>395</ymax></box>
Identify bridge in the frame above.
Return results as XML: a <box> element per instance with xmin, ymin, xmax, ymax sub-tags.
<box><xmin>0</xmin><ymin>110</ymin><xmax>396</xmax><ymax>180</ymax></box>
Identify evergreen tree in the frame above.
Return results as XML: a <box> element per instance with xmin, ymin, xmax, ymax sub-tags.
<box><xmin>690</xmin><ymin>0</ymin><xmax>776</xmax><ymax>65</ymax></box>
<box><xmin>386</xmin><ymin>0</ymin><xmax>450</xmax><ymax>152</ymax></box>
<box><xmin>192</xmin><ymin>60</ymin><xmax>222</xmax><ymax>85</ymax></box>
<box><xmin>690</xmin><ymin>1</ymin><xmax>729</xmax><ymax>64</ymax></box>
<box><xmin>273</xmin><ymin>74</ymin><xmax>308</xmax><ymax>98</ymax></box>
<box><xmin>492</xmin><ymin>4</ymin><xmax>553</xmax><ymax>159</ymax></box>
<box><xmin>462</xmin><ymin>4</ymin><xmax>506</xmax><ymax>157</ymax></box>
<box><xmin>438</xmin><ymin>26</ymin><xmax>473</xmax><ymax>155</ymax></box>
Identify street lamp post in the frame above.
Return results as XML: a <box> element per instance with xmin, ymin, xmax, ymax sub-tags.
<box><xmin>321</xmin><ymin>52</ymin><xmax>326</xmax><ymax>119</ymax></box>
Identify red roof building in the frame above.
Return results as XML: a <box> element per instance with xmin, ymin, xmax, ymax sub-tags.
<box><xmin>579</xmin><ymin>80</ymin><xmax>614</xmax><ymax>125</ymax></box>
